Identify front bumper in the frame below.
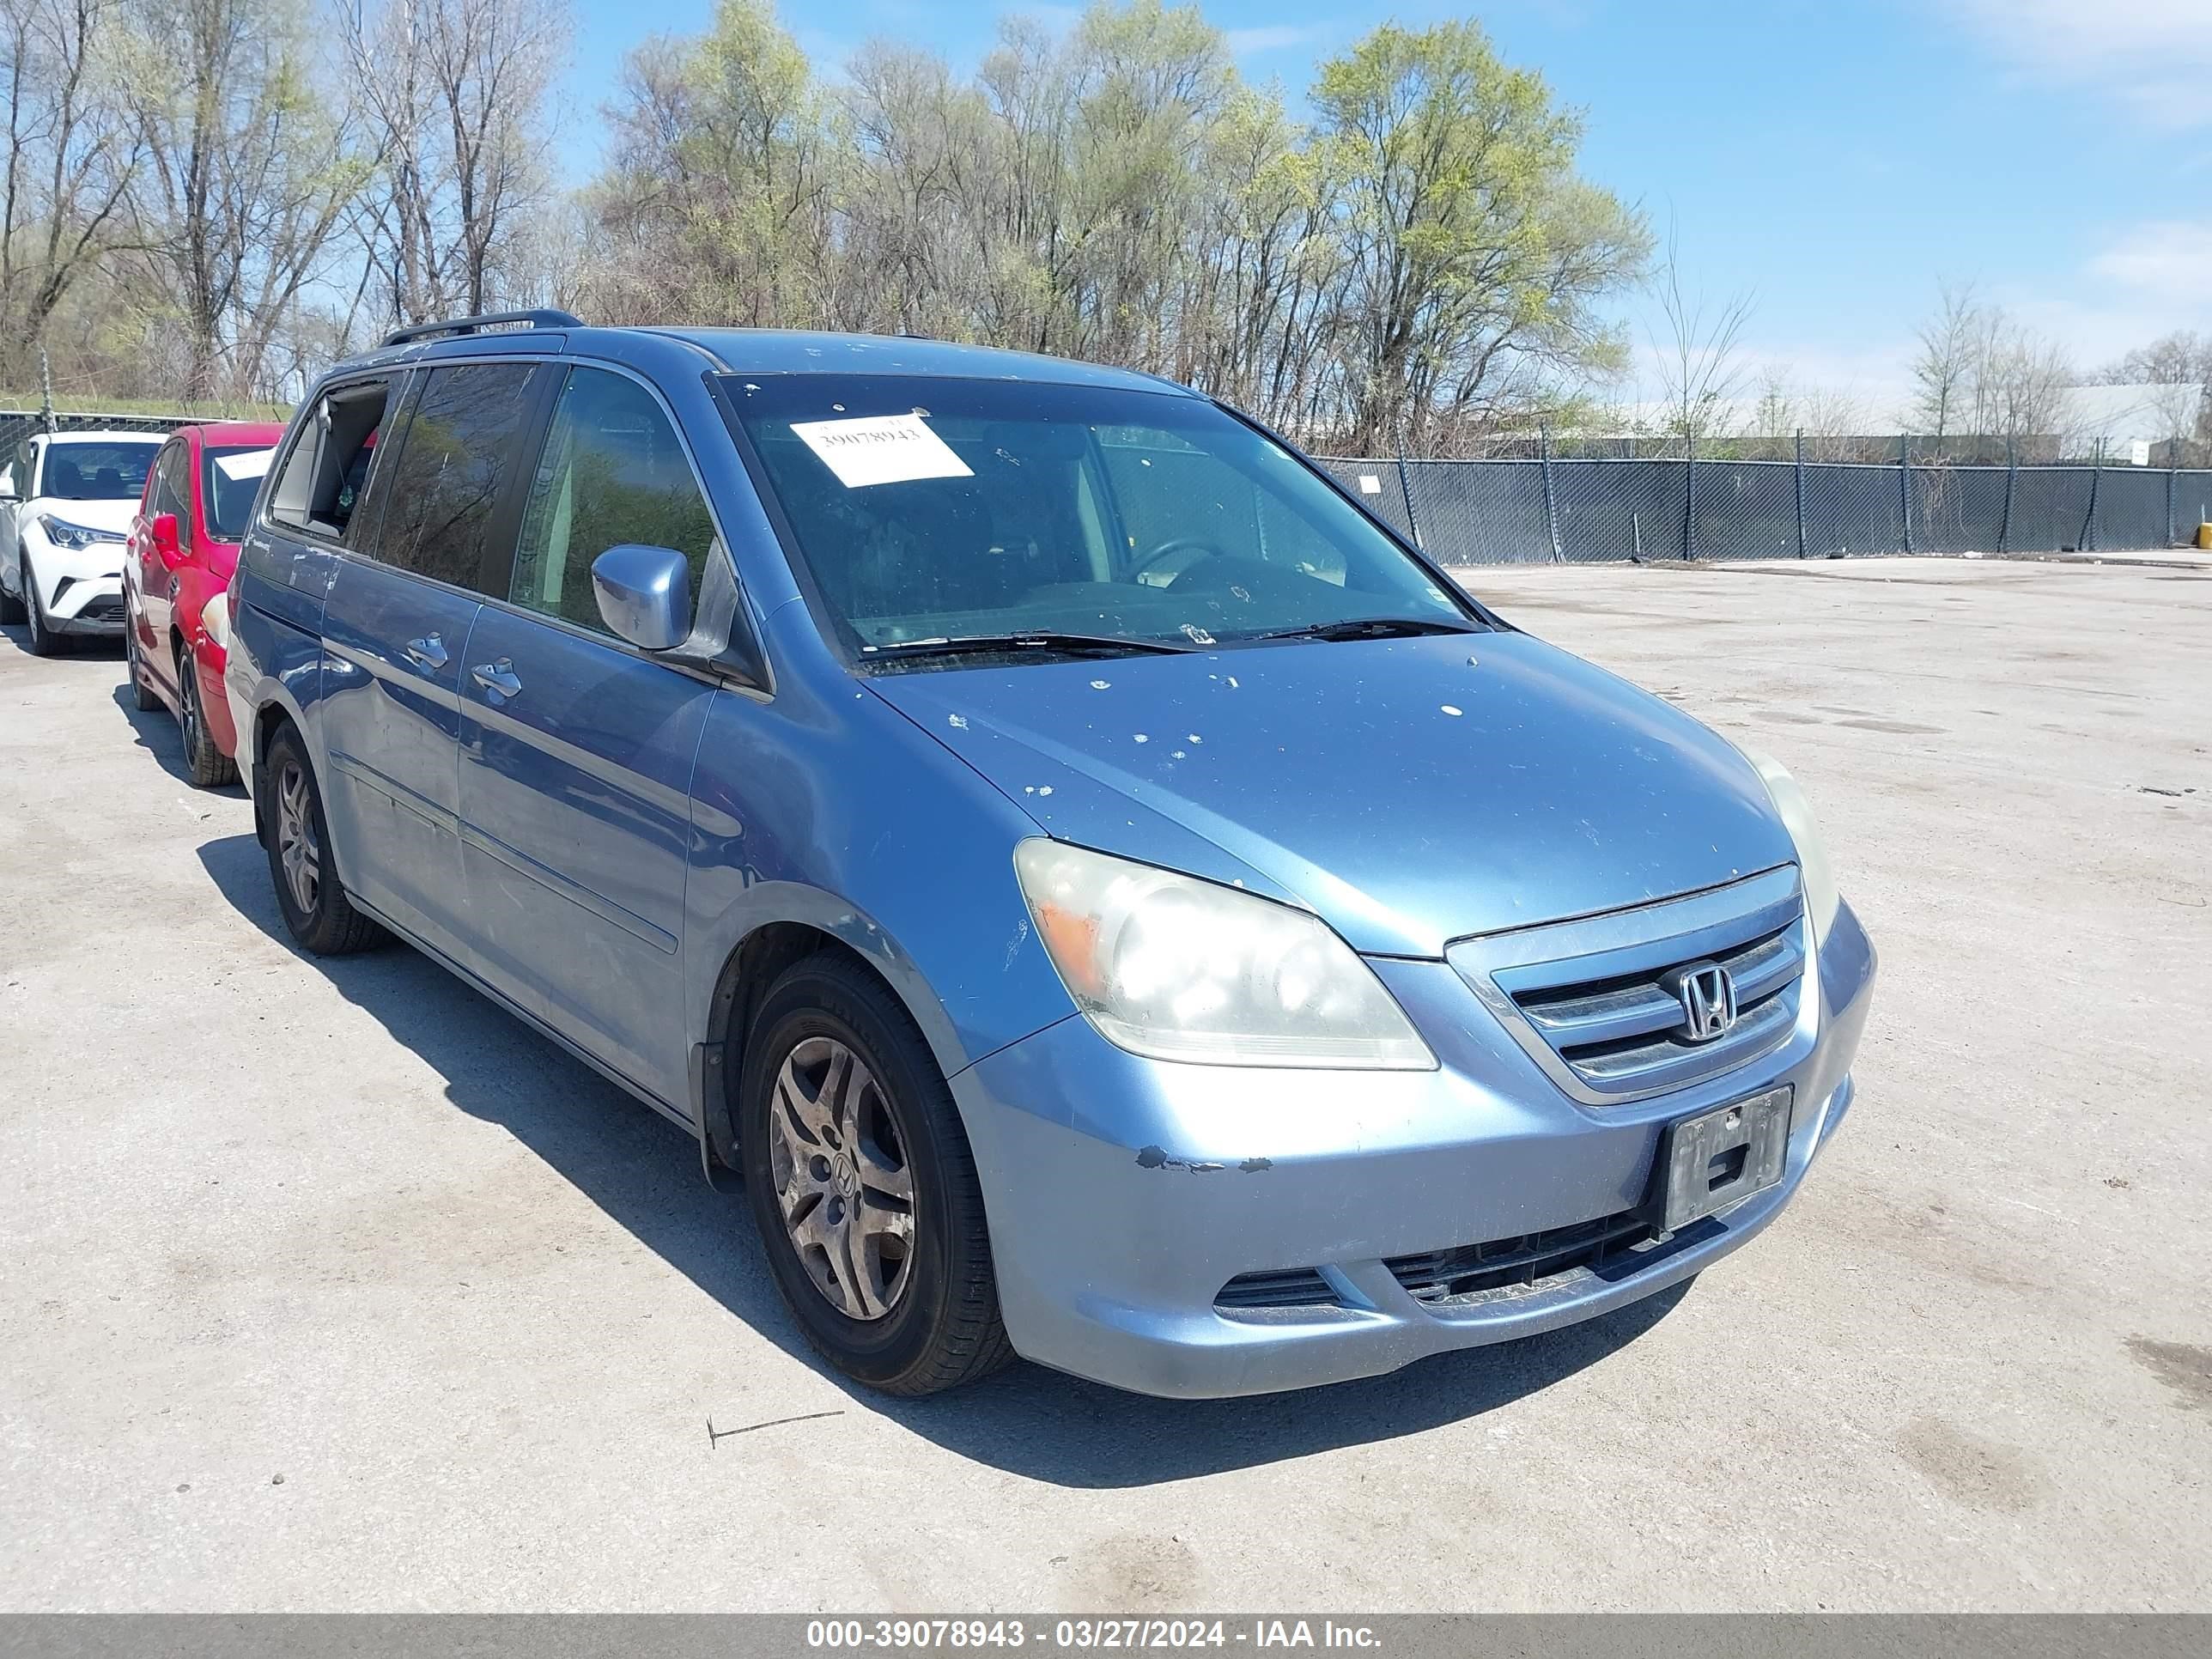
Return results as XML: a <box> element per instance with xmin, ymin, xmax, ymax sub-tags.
<box><xmin>28</xmin><ymin>540</ymin><xmax>126</xmax><ymax>634</ymax></box>
<box><xmin>952</xmin><ymin>898</ymin><xmax>1875</xmax><ymax>1398</ymax></box>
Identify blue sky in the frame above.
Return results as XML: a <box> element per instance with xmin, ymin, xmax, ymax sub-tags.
<box><xmin>562</xmin><ymin>1</ymin><xmax>2212</xmax><ymax>418</ymax></box>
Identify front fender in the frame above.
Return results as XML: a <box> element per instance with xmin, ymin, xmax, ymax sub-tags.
<box><xmin>226</xmin><ymin>597</ymin><xmax>327</xmax><ymax>833</ymax></box>
<box><xmin>680</xmin><ymin>654</ymin><xmax>1081</xmax><ymax>1097</ymax></box>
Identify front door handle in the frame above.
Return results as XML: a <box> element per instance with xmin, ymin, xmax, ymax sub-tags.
<box><xmin>471</xmin><ymin>659</ymin><xmax>521</xmax><ymax>698</ymax></box>
<box><xmin>404</xmin><ymin>634</ymin><xmax>448</xmax><ymax>670</ymax></box>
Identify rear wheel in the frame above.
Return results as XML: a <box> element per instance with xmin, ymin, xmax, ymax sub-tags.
<box><xmin>739</xmin><ymin>954</ymin><xmax>1012</xmax><ymax>1395</ymax></box>
<box><xmin>177</xmin><ymin>648</ymin><xmax>236</xmax><ymax>787</ymax></box>
<box><xmin>260</xmin><ymin>722</ymin><xmax>385</xmax><ymax>955</ymax></box>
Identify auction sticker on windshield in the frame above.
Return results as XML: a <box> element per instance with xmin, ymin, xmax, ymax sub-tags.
<box><xmin>215</xmin><ymin>451</ymin><xmax>273</xmax><ymax>482</ymax></box>
<box><xmin>791</xmin><ymin>413</ymin><xmax>975</xmax><ymax>489</ymax></box>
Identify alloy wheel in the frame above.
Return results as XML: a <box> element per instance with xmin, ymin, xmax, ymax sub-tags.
<box><xmin>275</xmin><ymin>759</ymin><xmax>320</xmax><ymax>916</ymax></box>
<box><xmin>179</xmin><ymin>659</ymin><xmax>199</xmax><ymax>750</ymax></box>
<box><xmin>767</xmin><ymin>1035</ymin><xmax>916</xmax><ymax>1321</ymax></box>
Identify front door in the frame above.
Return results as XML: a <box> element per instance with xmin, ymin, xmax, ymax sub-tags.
<box><xmin>128</xmin><ymin>439</ymin><xmax>192</xmax><ymax>693</ymax></box>
<box><xmin>454</xmin><ymin>365</ymin><xmax>726</xmax><ymax>1108</ymax></box>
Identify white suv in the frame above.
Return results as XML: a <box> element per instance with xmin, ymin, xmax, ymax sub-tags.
<box><xmin>0</xmin><ymin>429</ymin><xmax>165</xmax><ymax>655</ymax></box>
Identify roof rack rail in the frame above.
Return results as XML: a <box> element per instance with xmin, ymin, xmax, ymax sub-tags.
<box><xmin>380</xmin><ymin>308</ymin><xmax>585</xmax><ymax>349</ymax></box>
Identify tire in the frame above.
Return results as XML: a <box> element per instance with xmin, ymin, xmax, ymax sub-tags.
<box><xmin>22</xmin><ymin>561</ymin><xmax>63</xmax><ymax>656</ymax></box>
<box><xmin>0</xmin><ymin>563</ymin><xmax>22</xmax><ymax>625</ymax></box>
<box><xmin>259</xmin><ymin>720</ymin><xmax>386</xmax><ymax>955</ymax></box>
<box><xmin>740</xmin><ymin>954</ymin><xmax>1013</xmax><ymax>1395</ymax></box>
<box><xmin>177</xmin><ymin>647</ymin><xmax>236</xmax><ymax>787</ymax></box>
<box><xmin>125</xmin><ymin>613</ymin><xmax>161</xmax><ymax>709</ymax></box>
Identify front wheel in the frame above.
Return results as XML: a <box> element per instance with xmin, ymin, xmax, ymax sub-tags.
<box><xmin>125</xmin><ymin>612</ymin><xmax>160</xmax><ymax>709</ymax></box>
<box><xmin>0</xmin><ymin>562</ymin><xmax>23</xmax><ymax>625</ymax></box>
<box><xmin>21</xmin><ymin>562</ymin><xmax>62</xmax><ymax>656</ymax></box>
<box><xmin>739</xmin><ymin>955</ymin><xmax>1013</xmax><ymax>1395</ymax></box>
<box><xmin>259</xmin><ymin>722</ymin><xmax>386</xmax><ymax>955</ymax></box>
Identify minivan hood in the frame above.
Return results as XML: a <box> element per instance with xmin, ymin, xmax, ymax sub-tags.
<box><xmin>872</xmin><ymin>631</ymin><xmax>1796</xmax><ymax>957</ymax></box>
<box><xmin>30</xmin><ymin>495</ymin><xmax>137</xmax><ymax>538</ymax></box>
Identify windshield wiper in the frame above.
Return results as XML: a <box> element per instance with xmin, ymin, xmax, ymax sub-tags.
<box><xmin>862</xmin><ymin>630</ymin><xmax>1197</xmax><ymax>661</ymax></box>
<box><xmin>1248</xmin><ymin>616</ymin><xmax>1481</xmax><ymax>644</ymax></box>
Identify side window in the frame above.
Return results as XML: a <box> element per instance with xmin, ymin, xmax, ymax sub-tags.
<box><xmin>156</xmin><ymin>442</ymin><xmax>193</xmax><ymax>538</ymax></box>
<box><xmin>509</xmin><ymin>367</ymin><xmax>719</xmax><ymax>634</ymax></box>
<box><xmin>268</xmin><ymin>378</ymin><xmax>395</xmax><ymax>543</ymax></box>
<box><xmin>372</xmin><ymin>362</ymin><xmax>548</xmax><ymax>592</ymax></box>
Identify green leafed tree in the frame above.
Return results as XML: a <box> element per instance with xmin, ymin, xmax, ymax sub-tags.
<box><xmin>575</xmin><ymin>2</ymin><xmax>1650</xmax><ymax>453</ymax></box>
<box><xmin>1310</xmin><ymin>19</ymin><xmax>1649</xmax><ymax>453</ymax></box>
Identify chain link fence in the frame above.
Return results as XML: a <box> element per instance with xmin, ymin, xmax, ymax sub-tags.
<box><xmin>0</xmin><ymin>410</ymin><xmax>198</xmax><ymax>488</ymax></box>
<box><xmin>1315</xmin><ymin>441</ymin><xmax>2212</xmax><ymax>567</ymax></box>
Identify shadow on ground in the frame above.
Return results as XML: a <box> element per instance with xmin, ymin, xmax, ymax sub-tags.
<box><xmin>196</xmin><ymin>828</ymin><xmax>1688</xmax><ymax>1489</ymax></box>
<box><xmin>106</xmin><ymin>679</ymin><xmax>252</xmax><ymax>792</ymax></box>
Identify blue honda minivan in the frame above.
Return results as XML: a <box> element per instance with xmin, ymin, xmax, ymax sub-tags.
<box><xmin>225</xmin><ymin>311</ymin><xmax>1875</xmax><ymax>1398</ymax></box>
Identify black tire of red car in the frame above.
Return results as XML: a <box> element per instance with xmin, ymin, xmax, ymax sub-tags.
<box><xmin>125</xmin><ymin>613</ymin><xmax>160</xmax><ymax>710</ymax></box>
<box><xmin>177</xmin><ymin>648</ymin><xmax>237</xmax><ymax>788</ymax></box>
<box><xmin>21</xmin><ymin>560</ymin><xmax>62</xmax><ymax>656</ymax></box>
<box><xmin>738</xmin><ymin>953</ymin><xmax>1014</xmax><ymax>1396</ymax></box>
<box><xmin>259</xmin><ymin>720</ymin><xmax>386</xmax><ymax>956</ymax></box>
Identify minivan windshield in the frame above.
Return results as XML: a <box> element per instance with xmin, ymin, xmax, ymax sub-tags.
<box><xmin>38</xmin><ymin>441</ymin><xmax>160</xmax><ymax>502</ymax></box>
<box><xmin>722</xmin><ymin>374</ymin><xmax>1478</xmax><ymax>661</ymax></box>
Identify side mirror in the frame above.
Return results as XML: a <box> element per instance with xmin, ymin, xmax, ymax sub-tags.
<box><xmin>151</xmin><ymin>513</ymin><xmax>184</xmax><ymax>565</ymax></box>
<box><xmin>591</xmin><ymin>544</ymin><xmax>693</xmax><ymax>652</ymax></box>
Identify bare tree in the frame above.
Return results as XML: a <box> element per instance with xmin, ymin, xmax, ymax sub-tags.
<box><xmin>342</xmin><ymin>0</ymin><xmax>568</xmax><ymax>330</ymax></box>
<box><xmin>119</xmin><ymin>0</ymin><xmax>364</xmax><ymax>400</ymax></box>
<box><xmin>1911</xmin><ymin>278</ymin><xmax>1981</xmax><ymax>455</ymax></box>
<box><xmin>1649</xmin><ymin>226</ymin><xmax>1754</xmax><ymax>447</ymax></box>
<box><xmin>0</xmin><ymin>0</ymin><xmax>142</xmax><ymax>386</ymax></box>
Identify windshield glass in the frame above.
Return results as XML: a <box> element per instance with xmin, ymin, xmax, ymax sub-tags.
<box><xmin>202</xmin><ymin>444</ymin><xmax>275</xmax><ymax>542</ymax></box>
<box><xmin>39</xmin><ymin>441</ymin><xmax>160</xmax><ymax>502</ymax></box>
<box><xmin>721</xmin><ymin>374</ymin><xmax>1474</xmax><ymax>660</ymax></box>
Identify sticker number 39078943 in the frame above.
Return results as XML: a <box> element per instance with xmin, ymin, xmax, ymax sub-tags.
<box><xmin>789</xmin><ymin>412</ymin><xmax>976</xmax><ymax>489</ymax></box>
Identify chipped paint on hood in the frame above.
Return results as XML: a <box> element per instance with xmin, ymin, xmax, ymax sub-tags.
<box><xmin>870</xmin><ymin>631</ymin><xmax>1794</xmax><ymax>957</ymax></box>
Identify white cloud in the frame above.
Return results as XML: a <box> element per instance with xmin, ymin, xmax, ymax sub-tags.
<box><xmin>1224</xmin><ymin>24</ymin><xmax>1334</xmax><ymax>56</ymax></box>
<box><xmin>1945</xmin><ymin>0</ymin><xmax>2212</xmax><ymax>128</ymax></box>
<box><xmin>2088</xmin><ymin>221</ymin><xmax>2212</xmax><ymax>305</ymax></box>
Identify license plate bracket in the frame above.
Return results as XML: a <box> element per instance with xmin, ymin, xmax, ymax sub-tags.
<box><xmin>1652</xmin><ymin>1085</ymin><xmax>1794</xmax><ymax>1232</ymax></box>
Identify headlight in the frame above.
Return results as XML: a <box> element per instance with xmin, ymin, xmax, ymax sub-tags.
<box><xmin>1013</xmin><ymin>840</ymin><xmax>1434</xmax><ymax>1070</ymax></box>
<box><xmin>1739</xmin><ymin>748</ymin><xmax>1842</xmax><ymax>945</ymax></box>
<box><xmin>200</xmin><ymin>590</ymin><xmax>230</xmax><ymax>650</ymax></box>
<box><xmin>33</xmin><ymin>513</ymin><xmax>117</xmax><ymax>551</ymax></box>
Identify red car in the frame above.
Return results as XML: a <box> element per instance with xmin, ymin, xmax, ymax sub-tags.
<box><xmin>123</xmin><ymin>421</ymin><xmax>285</xmax><ymax>787</ymax></box>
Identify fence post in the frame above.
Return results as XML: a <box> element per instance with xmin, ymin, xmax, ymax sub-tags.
<box><xmin>2169</xmin><ymin>448</ymin><xmax>2180</xmax><ymax>547</ymax></box>
<box><xmin>1998</xmin><ymin>437</ymin><xmax>2015</xmax><ymax>556</ymax></box>
<box><xmin>1539</xmin><ymin>425</ymin><xmax>1563</xmax><ymax>562</ymax></box>
<box><xmin>1794</xmin><ymin>428</ymin><xmax>1808</xmax><ymax>559</ymax></box>
<box><xmin>1395</xmin><ymin>454</ymin><xmax>1422</xmax><ymax>550</ymax></box>
<box><xmin>1899</xmin><ymin>433</ymin><xmax>1913</xmax><ymax>555</ymax></box>
<box><xmin>1683</xmin><ymin>430</ymin><xmax>1697</xmax><ymax>562</ymax></box>
<box><xmin>2081</xmin><ymin>439</ymin><xmax>2103</xmax><ymax>552</ymax></box>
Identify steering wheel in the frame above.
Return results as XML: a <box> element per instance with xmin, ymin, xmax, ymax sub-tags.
<box><xmin>1131</xmin><ymin>536</ymin><xmax>1229</xmax><ymax>586</ymax></box>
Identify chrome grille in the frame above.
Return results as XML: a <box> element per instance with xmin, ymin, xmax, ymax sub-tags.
<box><xmin>1448</xmin><ymin>866</ymin><xmax>1808</xmax><ymax>1105</ymax></box>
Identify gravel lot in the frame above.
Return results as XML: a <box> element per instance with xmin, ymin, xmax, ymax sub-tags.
<box><xmin>3</xmin><ymin>556</ymin><xmax>2208</xmax><ymax>1612</ymax></box>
